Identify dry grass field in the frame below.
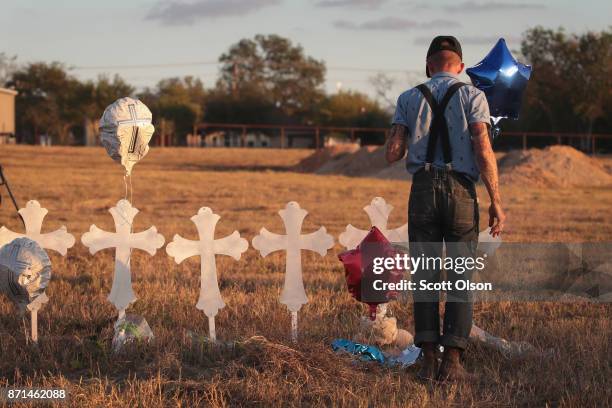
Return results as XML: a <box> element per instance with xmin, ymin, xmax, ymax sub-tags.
<box><xmin>0</xmin><ymin>145</ymin><xmax>610</xmax><ymax>407</ymax></box>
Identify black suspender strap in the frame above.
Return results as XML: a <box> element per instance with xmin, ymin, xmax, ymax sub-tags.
<box><xmin>416</xmin><ymin>82</ymin><xmax>465</xmax><ymax>171</ymax></box>
<box><xmin>416</xmin><ymin>84</ymin><xmax>439</xmax><ymax>168</ymax></box>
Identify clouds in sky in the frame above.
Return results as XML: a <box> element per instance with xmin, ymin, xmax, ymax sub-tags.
<box><xmin>315</xmin><ymin>0</ymin><xmax>388</xmax><ymax>8</ymax></box>
<box><xmin>444</xmin><ymin>1</ymin><xmax>546</xmax><ymax>13</ymax></box>
<box><xmin>413</xmin><ymin>35</ymin><xmax>521</xmax><ymax>46</ymax></box>
<box><xmin>145</xmin><ymin>0</ymin><xmax>546</xmax><ymax>32</ymax></box>
<box><xmin>334</xmin><ymin>17</ymin><xmax>461</xmax><ymax>31</ymax></box>
<box><xmin>146</xmin><ymin>0</ymin><xmax>281</xmax><ymax>25</ymax></box>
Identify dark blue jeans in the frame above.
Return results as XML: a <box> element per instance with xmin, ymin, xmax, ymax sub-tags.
<box><xmin>409</xmin><ymin>168</ymin><xmax>479</xmax><ymax>350</ymax></box>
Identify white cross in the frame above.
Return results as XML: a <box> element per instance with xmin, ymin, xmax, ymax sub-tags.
<box><xmin>81</xmin><ymin>199</ymin><xmax>165</xmax><ymax>318</ymax></box>
<box><xmin>252</xmin><ymin>201</ymin><xmax>334</xmax><ymax>341</ymax></box>
<box><xmin>339</xmin><ymin>197</ymin><xmax>408</xmax><ymax>250</ymax></box>
<box><xmin>0</xmin><ymin>200</ymin><xmax>75</xmax><ymax>255</ymax></box>
<box><xmin>0</xmin><ymin>236</ymin><xmax>52</xmax><ymax>343</ymax></box>
<box><xmin>0</xmin><ymin>200</ymin><xmax>73</xmax><ymax>344</ymax></box>
<box><xmin>166</xmin><ymin>207</ymin><xmax>248</xmax><ymax>341</ymax></box>
<box><xmin>27</xmin><ymin>292</ymin><xmax>48</xmax><ymax>343</ymax></box>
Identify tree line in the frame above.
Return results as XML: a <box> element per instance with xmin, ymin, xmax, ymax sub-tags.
<box><xmin>1</xmin><ymin>27</ymin><xmax>610</xmax><ymax>146</ymax></box>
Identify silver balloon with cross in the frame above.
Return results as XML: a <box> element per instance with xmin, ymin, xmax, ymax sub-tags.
<box><xmin>99</xmin><ymin>97</ymin><xmax>155</xmax><ymax>176</ymax></box>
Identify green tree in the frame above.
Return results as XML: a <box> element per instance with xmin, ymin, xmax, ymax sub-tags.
<box><xmin>78</xmin><ymin>75</ymin><xmax>135</xmax><ymax>144</ymax></box>
<box><xmin>519</xmin><ymin>27</ymin><xmax>612</xmax><ymax>134</ymax></box>
<box><xmin>217</xmin><ymin>34</ymin><xmax>326</xmax><ymax>122</ymax></box>
<box><xmin>11</xmin><ymin>62</ymin><xmax>82</xmax><ymax>143</ymax></box>
<box><xmin>319</xmin><ymin>90</ymin><xmax>390</xmax><ymax>144</ymax></box>
<box><xmin>0</xmin><ymin>52</ymin><xmax>17</xmax><ymax>87</ymax></box>
<box><xmin>321</xmin><ymin>90</ymin><xmax>389</xmax><ymax>127</ymax></box>
<box><xmin>140</xmin><ymin>76</ymin><xmax>206</xmax><ymax>144</ymax></box>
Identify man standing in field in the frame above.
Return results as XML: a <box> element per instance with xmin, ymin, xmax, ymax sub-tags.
<box><xmin>385</xmin><ymin>36</ymin><xmax>505</xmax><ymax>381</ymax></box>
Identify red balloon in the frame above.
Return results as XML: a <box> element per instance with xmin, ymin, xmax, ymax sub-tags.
<box><xmin>338</xmin><ymin>227</ymin><xmax>404</xmax><ymax>320</ymax></box>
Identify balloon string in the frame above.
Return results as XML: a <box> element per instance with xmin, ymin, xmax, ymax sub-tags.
<box><xmin>121</xmin><ymin>172</ymin><xmax>134</xmax><ymax>287</ymax></box>
<box><xmin>123</xmin><ymin>173</ymin><xmax>133</xmax><ymax>206</ymax></box>
<box><xmin>129</xmin><ymin>174</ymin><xmax>133</xmax><ymax>206</ymax></box>
<box><xmin>123</xmin><ymin>174</ymin><xmax>128</xmax><ymax>201</ymax></box>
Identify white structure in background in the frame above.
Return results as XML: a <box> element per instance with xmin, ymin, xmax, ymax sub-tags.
<box><xmin>0</xmin><ymin>88</ymin><xmax>17</xmax><ymax>144</ymax></box>
<box><xmin>252</xmin><ymin>202</ymin><xmax>334</xmax><ymax>342</ymax></box>
<box><xmin>339</xmin><ymin>197</ymin><xmax>408</xmax><ymax>250</ymax></box>
<box><xmin>203</xmin><ymin>131</ymin><xmax>272</xmax><ymax>148</ymax></box>
<box><xmin>166</xmin><ymin>207</ymin><xmax>249</xmax><ymax>342</ymax></box>
<box><xmin>81</xmin><ymin>200</ymin><xmax>165</xmax><ymax>320</ymax></box>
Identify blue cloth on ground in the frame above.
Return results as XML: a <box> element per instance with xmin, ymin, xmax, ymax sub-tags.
<box><xmin>331</xmin><ymin>339</ymin><xmax>385</xmax><ymax>364</ymax></box>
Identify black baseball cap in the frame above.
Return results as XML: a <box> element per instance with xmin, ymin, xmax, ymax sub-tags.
<box><xmin>426</xmin><ymin>36</ymin><xmax>463</xmax><ymax>77</ymax></box>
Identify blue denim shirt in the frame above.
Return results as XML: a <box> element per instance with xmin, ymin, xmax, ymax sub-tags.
<box><xmin>392</xmin><ymin>72</ymin><xmax>490</xmax><ymax>181</ymax></box>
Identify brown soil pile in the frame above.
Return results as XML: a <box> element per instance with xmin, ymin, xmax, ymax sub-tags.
<box><xmin>293</xmin><ymin>143</ymin><xmax>360</xmax><ymax>172</ymax></box>
<box><xmin>295</xmin><ymin>144</ymin><xmax>611</xmax><ymax>187</ymax></box>
<box><xmin>292</xmin><ymin>145</ymin><xmax>419</xmax><ymax>180</ymax></box>
<box><xmin>373</xmin><ymin>160</ymin><xmax>411</xmax><ymax>180</ymax></box>
<box><xmin>498</xmin><ymin>145</ymin><xmax>612</xmax><ymax>188</ymax></box>
<box><xmin>317</xmin><ymin>146</ymin><xmax>385</xmax><ymax>176</ymax></box>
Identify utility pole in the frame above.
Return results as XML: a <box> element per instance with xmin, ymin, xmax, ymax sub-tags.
<box><xmin>0</xmin><ymin>165</ymin><xmax>25</xmax><ymax>227</ymax></box>
<box><xmin>232</xmin><ymin>63</ymin><xmax>238</xmax><ymax>97</ymax></box>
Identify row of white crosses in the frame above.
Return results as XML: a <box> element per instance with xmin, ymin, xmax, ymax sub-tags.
<box><xmin>1</xmin><ymin>197</ymin><xmax>404</xmax><ymax>343</ymax></box>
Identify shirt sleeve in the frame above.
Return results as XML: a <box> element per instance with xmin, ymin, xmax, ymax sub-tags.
<box><xmin>391</xmin><ymin>93</ymin><xmax>410</xmax><ymax>127</ymax></box>
<box><xmin>467</xmin><ymin>87</ymin><xmax>491</xmax><ymax>125</ymax></box>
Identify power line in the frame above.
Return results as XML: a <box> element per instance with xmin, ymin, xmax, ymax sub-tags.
<box><xmin>70</xmin><ymin>61</ymin><xmax>219</xmax><ymax>70</ymax></box>
<box><xmin>328</xmin><ymin>66</ymin><xmax>416</xmax><ymax>74</ymax></box>
<box><xmin>70</xmin><ymin>61</ymin><xmax>419</xmax><ymax>74</ymax></box>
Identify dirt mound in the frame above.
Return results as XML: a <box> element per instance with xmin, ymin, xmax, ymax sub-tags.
<box><xmin>296</xmin><ymin>144</ymin><xmax>610</xmax><ymax>187</ymax></box>
<box><xmin>317</xmin><ymin>146</ymin><xmax>386</xmax><ymax>176</ymax></box>
<box><xmin>293</xmin><ymin>144</ymin><xmax>360</xmax><ymax>172</ymax></box>
<box><xmin>499</xmin><ymin>145</ymin><xmax>612</xmax><ymax>188</ymax></box>
<box><xmin>373</xmin><ymin>160</ymin><xmax>412</xmax><ymax>180</ymax></box>
<box><xmin>294</xmin><ymin>145</ymin><xmax>402</xmax><ymax>178</ymax></box>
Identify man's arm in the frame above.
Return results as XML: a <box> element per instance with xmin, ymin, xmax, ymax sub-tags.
<box><xmin>470</xmin><ymin>122</ymin><xmax>506</xmax><ymax>237</ymax></box>
<box><xmin>385</xmin><ymin>124</ymin><xmax>408</xmax><ymax>163</ymax></box>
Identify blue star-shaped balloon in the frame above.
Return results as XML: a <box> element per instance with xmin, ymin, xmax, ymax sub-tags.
<box><xmin>466</xmin><ymin>38</ymin><xmax>532</xmax><ymax>122</ymax></box>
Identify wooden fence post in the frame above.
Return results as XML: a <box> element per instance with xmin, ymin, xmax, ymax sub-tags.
<box><xmin>281</xmin><ymin>127</ymin><xmax>286</xmax><ymax>148</ymax></box>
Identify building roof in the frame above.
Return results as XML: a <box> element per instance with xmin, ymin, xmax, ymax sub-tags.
<box><xmin>0</xmin><ymin>88</ymin><xmax>18</xmax><ymax>96</ymax></box>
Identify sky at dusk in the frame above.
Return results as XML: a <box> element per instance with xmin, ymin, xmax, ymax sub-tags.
<box><xmin>1</xmin><ymin>0</ymin><xmax>609</xmax><ymax>98</ymax></box>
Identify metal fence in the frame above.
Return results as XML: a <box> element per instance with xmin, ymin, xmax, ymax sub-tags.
<box><xmin>499</xmin><ymin>132</ymin><xmax>612</xmax><ymax>154</ymax></box>
<box><xmin>191</xmin><ymin>123</ymin><xmax>389</xmax><ymax>149</ymax></box>
<box><xmin>185</xmin><ymin>123</ymin><xmax>612</xmax><ymax>154</ymax></box>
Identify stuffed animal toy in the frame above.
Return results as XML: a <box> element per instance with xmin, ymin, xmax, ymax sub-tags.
<box><xmin>357</xmin><ymin>304</ymin><xmax>413</xmax><ymax>356</ymax></box>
